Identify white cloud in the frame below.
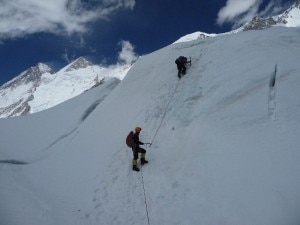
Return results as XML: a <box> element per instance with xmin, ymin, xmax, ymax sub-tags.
<box><xmin>258</xmin><ymin>0</ymin><xmax>288</xmax><ymax>17</ymax></box>
<box><xmin>216</xmin><ymin>0</ymin><xmax>289</xmax><ymax>29</ymax></box>
<box><xmin>217</xmin><ymin>0</ymin><xmax>261</xmax><ymax>26</ymax></box>
<box><xmin>118</xmin><ymin>40</ymin><xmax>138</xmax><ymax>65</ymax></box>
<box><xmin>232</xmin><ymin>3</ymin><xmax>262</xmax><ymax>29</ymax></box>
<box><xmin>0</xmin><ymin>0</ymin><xmax>136</xmax><ymax>40</ymax></box>
<box><xmin>61</xmin><ymin>49</ymin><xmax>76</xmax><ymax>63</ymax></box>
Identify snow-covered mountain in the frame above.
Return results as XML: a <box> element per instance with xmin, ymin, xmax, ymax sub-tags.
<box><xmin>275</xmin><ymin>0</ymin><xmax>300</xmax><ymax>27</ymax></box>
<box><xmin>0</xmin><ymin>25</ymin><xmax>299</xmax><ymax>225</ymax></box>
<box><xmin>174</xmin><ymin>0</ymin><xmax>300</xmax><ymax>43</ymax></box>
<box><xmin>1</xmin><ymin>1</ymin><xmax>299</xmax><ymax>119</ymax></box>
<box><xmin>243</xmin><ymin>0</ymin><xmax>300</xmax><ymax>31</ymax></box>
<box><xmin>0</xmin><ymin>63</ymin><xmax>54</xmax><ymax>117</ymax></box>
<box><xmin>0</xmin><ymin>57</ymin><xmax>131</xmax><ymax>118</ymax></box>
<box><xmin>64</xmin><ymin>56</ymin><xmax>93</xmax><ymax>72</ymax></box>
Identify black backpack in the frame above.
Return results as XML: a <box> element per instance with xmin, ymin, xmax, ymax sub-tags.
<box><xmin>175</xmin><ymin>56</ymin><xmax>187</xmax><ymax>64</ymax></box>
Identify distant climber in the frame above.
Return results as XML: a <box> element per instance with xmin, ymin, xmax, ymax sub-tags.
<box><xmin>127</xmin><ymin>127</ymin><xmax>149</xmax><ymax>172</ymax></box>
<box><xmin>175</xmin><ymin>56</ymin><xmax>191</xmax><ymax>78</ymax></box>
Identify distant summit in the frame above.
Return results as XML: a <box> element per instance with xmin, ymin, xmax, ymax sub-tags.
<box><xmin>174</xmin><ymin>1</ymin><xmax>300</xmax><ymax>43</ymax></box>
<box><xmin>65</xmin><ymin>57</ymin><xmax>93</xmax><ymax>72</ymax></box>
<box><xmin>243</xmin><ymin>1</ymin><xmax>300</xmax><ymax>31</ymax></box>
<box><xmin>2</xmin><ymin>63</ymin><xmax>53</xmax><ymax>89</ymax></box>
<box><xmin>0</xmin><ymin>57</ymin><xmax>131</xmax><ymax>118</ymax></box>
<box><xmin>0</xmin><ymin>63</ymin><xmax>54</xmax><ymax>117</ymax></box>
<box><xmin>37</xmin><ymin>63</ymin><xmax>53</xmax><ymax>74</ymax></box>
<box><xmin>242</xmin><ymin>16</ymin><xmax>277</xmax><ymax>31</ymax></box>
<box><xmin>276</xmin><ymin>0</ymin><xmax>300</xmax><ymax>27</ymax></box>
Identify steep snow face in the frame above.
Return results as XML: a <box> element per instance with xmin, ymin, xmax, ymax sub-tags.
<box><xmin>0</xmin><ymin>78</ymin><xmax>121</xmax><ymax>225</ymax></box>
<box><xmin>0</xmin><ymin>26</ymin><xmax>299</xmax><ymax>225</ymax></box>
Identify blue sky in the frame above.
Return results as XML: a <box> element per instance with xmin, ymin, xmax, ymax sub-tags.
<box><xmin>0</xmin><ymin>0</ymin><xmax>294</xmax><ymax>85</ymax></box>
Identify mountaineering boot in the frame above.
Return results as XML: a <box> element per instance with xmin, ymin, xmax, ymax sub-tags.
<box><xmin>140</xmin><ymin>153</ymin><xmax>148</xmax><ymax>165</ymax></box>
<box><xmin>132</xmin><ymin>159</ymin><xmax>139</xmax><ymax>172</ymax></box>
<box><xmin>132</xmin><ymin>165</ymin><xmax>140</xmax><ymax>172</ymax></box>
<box><xmin>141</xmin><ymin>158</ymin><xmax>148</xmax><ymax>165</ymax></box>
<box><xmin>178</xmin><ymin>72</ymin><xmax>181</xmax><ymax>78</ymax></box>
<box><xmin>178</xmin><ymin>68</ymin><xmax>183</xmax><ymax>78</ymax></box>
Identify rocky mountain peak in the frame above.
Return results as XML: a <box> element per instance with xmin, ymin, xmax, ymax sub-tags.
<box><xmin>65</xmin><ymin>57</ymin><xmax>93</xmax><ymax>72</ymax></box>
<box><xmin>1</xmin><ymin>63</ymin><xmax>53</xmax><ymax>89</ymax></box>
<box><xmin>243</xmin><ymin>16</ymin><xmax>277</xmax><ymax>31</ymax></box>
<box><xmin>242</xmin><ymin>1</ymin><xmax>300</xmax><ymax>31</ymax></box>
<box><xmin>0</xmin><ymin>62</ymin><xmax>54</xmax><ymax>118</ymax></box>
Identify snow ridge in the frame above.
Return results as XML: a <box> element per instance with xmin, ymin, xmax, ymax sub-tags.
<box><xmin>174</xmin><ymin>2</ymin><xmax>300</xmax><ymax>43</ymax></box>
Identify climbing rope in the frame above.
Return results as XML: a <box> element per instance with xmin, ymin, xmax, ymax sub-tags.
<box><xmin>140</xmin><ymin>168</ymin><xmax>150</xmax><ymax>225</ymax></box>
<box><xmin>139</xmin><ymin>79</ymin><xmax>181</xmax><ymax>225</ymax></box>
<box><xmin>149</xmin><ymin>59</ymin><xmax>191</xmax><ymax>146</ymax></box>
<box><xmin>139</xmin><ymin>63</ymin><xmax>191</xmax><ymax>224</ymax></box>
<box><xmin>149</xmin><ymin>79</ymin><xmax>181</xmax><ymax>146</ymax></box>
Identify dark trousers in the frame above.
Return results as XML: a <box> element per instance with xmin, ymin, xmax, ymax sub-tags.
<box><xmin>177</xmin><ymin>64</ymin><xmax>186</xmax><ymax>74</ymax></box>
<box><xmin>132</xmin><ymin>147</ymin><xmax>146</xmax><ymax>160</ymax></box>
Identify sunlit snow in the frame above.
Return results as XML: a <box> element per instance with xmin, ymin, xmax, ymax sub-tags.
<box><xmin>1</xmin><ymin>26</ymin><xmax>300</xmax><ymax>225</ymax></box>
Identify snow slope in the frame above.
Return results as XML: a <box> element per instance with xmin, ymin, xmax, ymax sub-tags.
<box><xmin>1</xmin><ymin>26</ymin><xmax>300</xmax><ymax>225</ymax></box>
